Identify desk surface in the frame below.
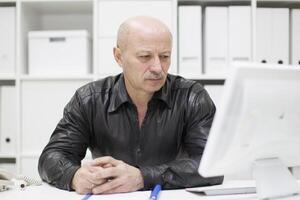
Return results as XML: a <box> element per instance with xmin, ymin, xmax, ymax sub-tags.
<box><xmin>1</xmin><ymin>181</ymin><xmax>258</xmax><ymax>200</ymax></box>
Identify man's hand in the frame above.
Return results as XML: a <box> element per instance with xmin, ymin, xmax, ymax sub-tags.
<box><xmin>71</xmin><ymin>161</ymin><xmax>108</xmax><ymax>194</ymax></box>
<box><xmin>90</xmin><ymin>156</ymin><xmax>144</xmax><ymax>194</ymax></box>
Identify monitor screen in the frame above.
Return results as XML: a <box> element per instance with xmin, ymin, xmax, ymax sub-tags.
<box><xmin>198</xmin><ymin>63</ymin><xmax>300</xmax><ymax>199</ymax></box>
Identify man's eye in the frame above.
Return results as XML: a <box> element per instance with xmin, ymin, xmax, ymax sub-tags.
<box><xmin>160</xmin><ymin>55</ymin><xmax>170</xmax><ymax>59</ymax></box>
<box><xmin>140</xmin><ymin>55</ymin><xmax>150</xmax><ymax>58</ymax></box>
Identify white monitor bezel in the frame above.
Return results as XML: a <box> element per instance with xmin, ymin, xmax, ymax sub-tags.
<box><xmin>199</xmin><ymin>63</ymin><xmax>300</xmax><ymax>178</ymax></box>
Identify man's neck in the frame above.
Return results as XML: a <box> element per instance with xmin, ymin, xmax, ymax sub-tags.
<box><xmin>128</xmin><ymin>89</ymin><xmax>152</xmax><ymax>108</ymax></box>
<box><xmin>124</xmin><ymin>79</ymin><xmax>153</xmax><ymax>108</ymax></box>
<box><xmin>124</xmin><ymin>78</ymin><xmax>154</xmax><ymax>127</ymax></box>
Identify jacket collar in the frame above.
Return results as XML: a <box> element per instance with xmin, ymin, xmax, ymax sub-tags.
<box><xmin>152</xmin><ymin>75</ymin><xmax>172</xmax><ymax>109</ymax></box>
<box><xmin>108</xmin><ymin>74</ymin><xmax>130</xmax><ymax>113</ymax></box>
<box><xmin>108</xmin><ymin>74</ymin><xmax>172</xmax><ymax>113</ymax></box>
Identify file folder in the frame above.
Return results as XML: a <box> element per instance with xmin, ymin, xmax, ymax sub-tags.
<box><xmin>228</xmin><ymin>6</ymin><xmax>251</xmax><ymax>64</ymax></box>
<box><xmin>178</xmin><ymin>6</ymin><xmax>202</xmax><ymax>77</ymax></box>
<box><xmin>256</xmin><ymin>8</ymin><xmax>289</xmax><ymax>65</ymax></box>
<box><xmin>205</xmin><ymin>7</ymin><xmax>228</xmax><ymax>75</ymax></box>
<box><xmin>256</xmin><ymin>8</ymin><xmax>272</xmax><ymax>64</ymax></box>
<box><xmin>270</xmin><ymin>8</ymin><xmax>289</xmax><ymax>65</ymax></box>
<box><xmin>0</xmin><ymin>7</ymin><xmax>15</xmax><ymax>76</ymax></box>
<box><xmin>0</xmin><ymin>86</ymin><xmax>17</xmax><ymax>155</ymax></box>
<box><xmin>292</xmin><ymin>9</ymin><xmax>300</xmax><ymax>66</ymax></box>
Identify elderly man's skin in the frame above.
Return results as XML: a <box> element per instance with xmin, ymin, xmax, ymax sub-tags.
<box><xmin>71</xmin><ymin>16</ymin><xmax>173</xmax><ymax>195</ymax></box>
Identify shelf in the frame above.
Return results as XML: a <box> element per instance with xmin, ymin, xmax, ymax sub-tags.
<box><xmin>0</xmin><ymin>0</ymin><xmax>16</xmax><ymax>4</ymax></box>
<box><xmin>20</xmin><ymin>74</ymin><xmax>94</xmax><ymax>81</ymax></box>
<box><xmin>194</xmin><ymin>79</ymin><xmax>225</xmax><ymax>85</ymax></box>
<box><xmin>258</xmin><ymin>0</ymin><xmax>300</xmax><ymax>2</ymax></box>
<box><xmin>182</xmin><ymin>74</ymin><xmax>227</xmax><ymax>80</ymax></box>
<box><xmin>20</xmin><ymin>0</ymin><xmax>92</xmax><ymax>4</ymax></box>
<box><xmin>20</xmin><ymin>0</ymin><xmax>92</xmax><ymax>2</ymax></box>
<box><xmin>0</xmin><ymin>154</ymin><xmax>16</xmax><ymax>158</ymax></box>
<box><xmin>179</xmin><ymin>0</ymin><xmax>251</xmax><ymax>2</ymax></box>
<box><xmin>178</xmin><ymin>0</ymin><xmax>251</xmax><ymax>6</ymax></box>
<box><xmin>257</xmin><ymin>0</ymin><xmax>300</xmax><ymax>8</ymax></box>
<box><xmin>0</xmin><ymin>78</ymin><xmax>15</xmax><ymax>86</ymax></box>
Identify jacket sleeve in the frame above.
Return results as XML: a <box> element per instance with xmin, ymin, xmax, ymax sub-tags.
<box><xmin>38</xmin><ymin>91</ymin><xmax>91</xmax><ymax>191</ymax></box>
<box><xmin>138</xmin><ymin>87</ymin><xmax>224</xmax><ymax>189</ymax></box>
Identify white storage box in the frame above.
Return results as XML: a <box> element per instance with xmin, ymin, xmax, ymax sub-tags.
<box><xmin>28</xmin><ymin>30</ymin><xmax>91</xmax><ymax>75</ymax></box>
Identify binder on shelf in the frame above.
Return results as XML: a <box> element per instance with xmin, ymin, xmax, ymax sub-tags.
<box><xmin>0</xmin><ymin>7</ymin><xmax>15</xmax><ymax>76</ymax></box>
<box><xmin>228</xmin><ymin>6</ymin><xmax>251</xmax><ymax>64</ymax></box>
<box><xmin>0</xmin><ymin>86</ymin><xmax>17</xmax><ymax>155</ymax></box>
<box><xmin>256</xmin><ymin>8</ymin><xmax>289</xmax><ymax>65</ymax></box>
<box><xmin>178</xmin><ymin>5</ymin><xmax>202</xmax><ymax>77</ymax></box>
<box><xmin>270</xmin><ymin>8</ymin><xmax>289</xmax><ymax>65</ymax></box>
<box><xmin>291</xmin><ymin>9</ymin><xmax>300</xmax><ymax>66</ymax></box>
<box><xmin>205</xmin><ymin>7</ymin><xmax>228</xmax><ymax>75</ymax></box>
<box><xmin>256</xmin><ymin>8</ymin><xmax>272</xmax><ymax>64</ymax></box>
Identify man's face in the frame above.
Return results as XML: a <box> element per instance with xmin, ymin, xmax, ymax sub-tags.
<box><xmin>117</xmin><ymin>29</ymin><xmax>172</xmax><ymax>95</ymax></box>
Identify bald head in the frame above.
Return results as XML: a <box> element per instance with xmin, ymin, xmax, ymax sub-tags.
<box><xmin>116</xmin><ymin>16</ymin><xmax>172</xmax><ymax>51</ymax></box>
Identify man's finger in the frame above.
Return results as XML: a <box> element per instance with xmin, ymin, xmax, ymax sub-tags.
<box><xmin>92</xmin><ymin>178</ymin><xmax>122</xmax><ymax>194</ymax></box>
<box><xmin>74</xmin><ymin>178</ymin><xmax>94</xmax><ymax>195</ymax></box>
<box><xmin>90</xmin><ymin>167</ymin><xmax>119</xmax><ymax>182</ymax></box>
<box><xmin>77</xmin><ymin>165</ymin><xmax>105</xmax><ymax>186</ymax></box>
<box><xmin>103</xmin><ymin>163</ymin><xmax>113</xmax><ymax>168</ymax></box>
<box><xmin>82</xmin><ymin>168</ymin><xmax>100</xmax><ymax>184</ymax></box>
<box><xmin>90</xmin><ymin>156</ymin><xmax>121</xmax><ymax>167</ymax></box>
<box><xmin>87</xmin><ymin>165</ymin><xmax>103</xmax><ymax>173</ymax></box>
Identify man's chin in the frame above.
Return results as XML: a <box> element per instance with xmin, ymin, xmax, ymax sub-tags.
<box><xmin>144</xmin><ymin>78</ymin><xmax>166</xmax><ymax>92</ymax></box>
<box><xmin>146</xmin><ymin>84</ymin><xmax>164</xmax><ymax>93</ymax></box>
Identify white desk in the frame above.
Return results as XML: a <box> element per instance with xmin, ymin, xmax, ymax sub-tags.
<box><xmin>1</xmin><ymin>181</ymin><xmax>258</xmax><ymax>200</ymax></box>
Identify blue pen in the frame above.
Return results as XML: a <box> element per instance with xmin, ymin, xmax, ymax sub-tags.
<box><xmin>149</xmin><ymin>184</ymin><xmax>161</xmax><ymax>200</ymax></box>
<box><xmin>81</xmin><ymin>192</ymin><xmax>93</xmax><ymax>200</ymax></box>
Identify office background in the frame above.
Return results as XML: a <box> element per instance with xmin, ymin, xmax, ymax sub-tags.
<box><xmin>0</xmin><ymin>0</ymin><xmax>300</xmax><ymax>180</ymax></box>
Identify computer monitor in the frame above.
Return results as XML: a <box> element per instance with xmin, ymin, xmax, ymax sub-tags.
<box><xmin>199</xmin><ymin>63</ymin><xmax>300</xmax><ymax>199</ymax></box>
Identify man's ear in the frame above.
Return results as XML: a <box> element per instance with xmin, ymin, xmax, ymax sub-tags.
<box><xmin>113</xmin><ymin>47</ymin><xmax>123</xmax><ymax>68</ymax></box>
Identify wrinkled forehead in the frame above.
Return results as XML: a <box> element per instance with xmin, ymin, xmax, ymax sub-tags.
<box><xmin>126</xmin><ymin>25</ymin><xmax>172</xmax><ymax>53</ymax></box>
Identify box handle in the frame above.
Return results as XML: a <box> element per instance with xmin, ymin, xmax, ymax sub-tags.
<box><xmin>49</xmin><ymin>37</ymin><xmax>66</xmax><ymax>42</ymax></box>
<box><xmin>181</xmin><ymin>56</ymin><xmax>199</xmax><ymax>61</ymax></box>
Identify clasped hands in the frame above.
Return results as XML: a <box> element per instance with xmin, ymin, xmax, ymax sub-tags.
<box><xmin>71</xmin><ymin>156</ymin><xmax>144</xmax><ymax>194</ymax></box>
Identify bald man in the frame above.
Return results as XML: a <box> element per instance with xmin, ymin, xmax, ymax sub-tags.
<box><xmin>38</xmin><ymin>16</ymin><xmax>223</xmax><ymax>195</ymax></box>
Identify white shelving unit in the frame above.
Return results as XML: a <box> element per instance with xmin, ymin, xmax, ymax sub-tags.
<box><xmin>0</xmin><ymin>0</ymin><xmax>300</xmax><ymax>179</ymax></box>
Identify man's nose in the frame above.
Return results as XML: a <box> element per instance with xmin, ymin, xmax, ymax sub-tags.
<box><xmin>150</xmin><ymin>56</ymin><xmax>162</xmax><ymax>73</ymax></box>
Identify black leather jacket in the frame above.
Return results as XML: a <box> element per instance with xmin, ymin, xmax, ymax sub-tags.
<box><xmin>38</xmin><ymin>74</ymin><xmax>223</xmax><ymax>191</ymax></box>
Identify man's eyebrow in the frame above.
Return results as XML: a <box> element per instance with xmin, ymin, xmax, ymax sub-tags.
<box><xmin>136</xmin><ymin>51</ymin><xmax>152</xmax><ymax>54</ymax></box>
<box><xmin>161</xmin><ymin>51</ymin><xmax>171</xmax><ymax>54</ymax></box>
<box><xmin>136</xmin><ymin>50</ymin><xmax>171</xmax><ymax>55</ymax></box>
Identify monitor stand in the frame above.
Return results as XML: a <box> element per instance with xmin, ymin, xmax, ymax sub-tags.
<box><xmin>253</xmin><ymin>158</ymin><xmax>300</xmax><ymax>200</ymax></box>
